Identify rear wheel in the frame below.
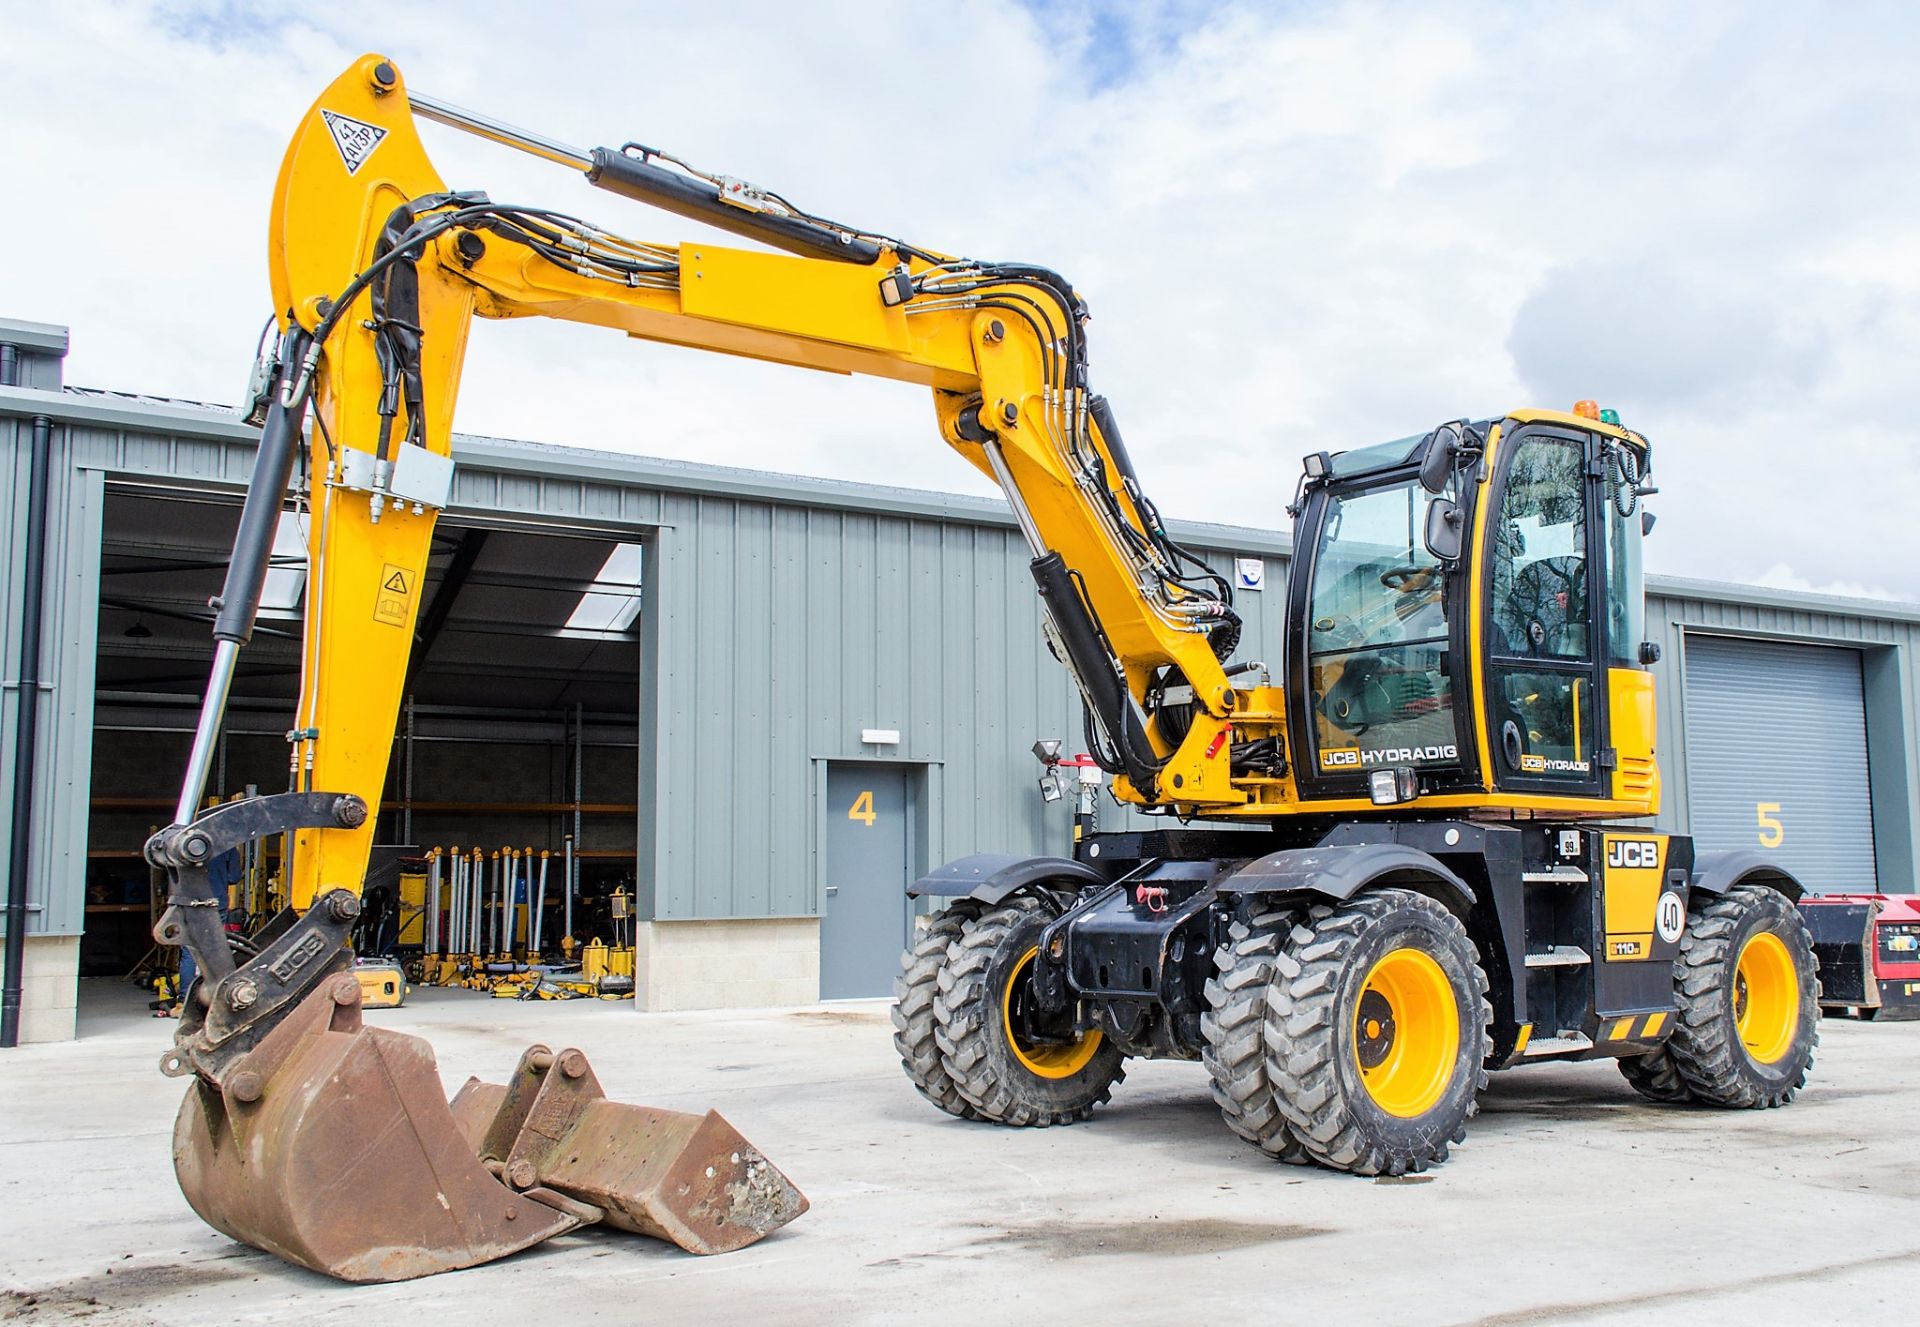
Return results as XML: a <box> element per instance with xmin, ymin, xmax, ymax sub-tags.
<box><xmin>1201</xmin><ymin>905</ymin><xmax>1306</xmax><ymax>1162</ymax></box>
<box><xmin>892</xmin><ymin>900</ymin><xmax>985</xmax><ymax>1120</ymax></box>
<box><xmin>1666</xmin><ymin>884</ymin><xmax>1819</xmax><ymax>1108</ymax></box>
<box><xmin>934</xmin><ymin>900</ymin><xmax>1124</xmax><ymax>1126</ymax></box>
<box><xmin>1265</xmin><ymin>889</ymin><xmax>1490</xmax><ymax>1175</ymax></box>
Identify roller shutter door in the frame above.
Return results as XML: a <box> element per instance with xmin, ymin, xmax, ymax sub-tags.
<box><xmin>1682</xmin><ymin>635</ymin><xmax>1876</xmax><ymax>893</ymax></box>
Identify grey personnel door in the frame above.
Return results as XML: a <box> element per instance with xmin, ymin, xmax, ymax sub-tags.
<box><xmin>820</xmin><ymin>763</ymin><xmax>911</xmax><ymax>998</ymax></box>
<box><xmin>1682</xmin><ymin>635</ymin><xmax>1877</xmax><ymax>893</ymax></box>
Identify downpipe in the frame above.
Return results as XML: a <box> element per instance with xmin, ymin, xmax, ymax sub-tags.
<box><xmin>1</xmin><ymin>414</ymin><xmax>53</xmax><ymax>1048</ymax></box>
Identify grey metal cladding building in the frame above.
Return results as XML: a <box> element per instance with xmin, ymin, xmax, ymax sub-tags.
<box><xmin>4</xmin><ymin>314</ymin><xmax>1918</xmax><ymax>1042</ymax></box>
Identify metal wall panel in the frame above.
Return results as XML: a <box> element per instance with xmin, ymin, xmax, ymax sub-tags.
<box><xmin>1681</xmin><ymin>635</ymin><xmax>1877</xmax><ymax>892</ymax></box>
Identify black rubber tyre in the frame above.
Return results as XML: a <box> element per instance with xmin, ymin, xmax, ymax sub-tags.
<box><xmin>1264</xmin><ymin>889</ymin><xmax>1491</xmax><ymax>1176</ymax></box>
<box><xmin>891</xmin><ymin>900</ymin><xmax>986</xmax><ymax>1120</ymax></box>
<box><xmin>1617</xmin><ymin>1049</ymin><xmax>1695</xmax><ymax>1104</ymax></box>
<box><xmin>934</xmin><ymin>900</ymin><xmax>1124</xmax><ymax>1126</ymax></box>
<box><xmin>1201</xmin><ymin>905</ymin><xmax>1307</xmax><ymax>1162</ymax></box>
<box><xmin>1666</xmin><ymin>884</ymin><xmax>1819</xmax><ymax>1109</ymax></box>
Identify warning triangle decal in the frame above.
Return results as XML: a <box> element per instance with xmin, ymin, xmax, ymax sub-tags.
<box><xmin>384</xmin><ymin>570</ymin><xmax>409</xmax><ymax>593</ymax></box>
<box><xmin>320</xmin><ymin>109</ymin><xmax>388</xmax><ymax>176</ymax></box>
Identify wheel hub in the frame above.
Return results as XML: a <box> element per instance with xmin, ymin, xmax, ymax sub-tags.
<box><xmin>1003</xmin><ymin>947</ymin><xmax>1103</xmax><ymax>1079</ymax></box>
<box><xmin>1355</xmin><ymin>989</ymin><xmax>1397</xmax><ymax>1069</ymax></box>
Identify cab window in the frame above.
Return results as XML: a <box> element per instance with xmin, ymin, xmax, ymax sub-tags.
<box><xmin>1305</xmin><ymin>478</ymin><xmax>1459</xmax><ymax>774</ymax></box>
<box><xmin>1489</xmin><ymin>439</ymin><xmax>1590</xmax><ymax>661</ymax></box>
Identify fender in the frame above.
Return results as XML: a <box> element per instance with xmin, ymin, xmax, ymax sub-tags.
<box><xmin>1219</xmin><ymin>843</ymin><xmax>1477</xmax><ymax>919</ymax></box>
<box><xmin>1691</xmin><ymin>849</ymin><xmax>1807</xmax><ymax>903</ymax></box>
<box><xmin>908</xmin><ymin>853</ymin><xmax>1104</xmax><ymax>910</ymax></box>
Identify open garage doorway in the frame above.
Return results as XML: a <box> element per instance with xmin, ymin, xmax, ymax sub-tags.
<box><xmin>80</xmin><ymin>485</ymin><xmax>649</xmax><ymax>1015</ymax></box>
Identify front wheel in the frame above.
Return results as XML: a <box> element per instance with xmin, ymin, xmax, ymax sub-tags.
<box><xmin>1666</xmin><ymin>884</ymin><xmax>1819</xmax><ymax>1108</ymax></box>
<box><xmin>1264</xmin><ymin>889</ymin><xmax>1490</xmax><ymax>1176</ymax></box>
<box><xmin>934</xmin><ymin>901</ymin><xmax>1124</xmax><ymax>1126</ymax></box>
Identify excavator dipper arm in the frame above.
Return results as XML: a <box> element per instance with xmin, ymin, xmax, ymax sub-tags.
<box><xmin>144</xmin><ymin>53</ymin><xmax>1251</xmax><ymax>1283</ymax></box>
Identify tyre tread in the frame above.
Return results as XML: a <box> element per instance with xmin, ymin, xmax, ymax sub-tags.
<box><xmin>890</xmin><ymin>900</ymin><xmax>985</xmax><ymax>1120</ymax></box>
<box><xmin>1200</xmin><ymin>905</ymin><xmax>1306</xmax><ymax>1162</ymax></box>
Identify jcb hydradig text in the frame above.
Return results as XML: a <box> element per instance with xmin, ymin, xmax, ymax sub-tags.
<box><xmin>152</xmin><ymin>53</ymin><xmax>1821</xmax><ymax>1280</ymax></box>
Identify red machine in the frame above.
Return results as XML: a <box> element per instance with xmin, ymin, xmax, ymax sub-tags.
<box><xmin>1800</xmin><ymin>894</ymin><xmax>1920</xmax><ymax>1020</ymax></box>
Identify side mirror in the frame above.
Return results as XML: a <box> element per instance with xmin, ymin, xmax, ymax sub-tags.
<box><xmin>1418</xmin><ymin>423</ymin><xmax>1461</xmax><ymax>495</ymax></box>
<box><xmin>1641</xmin><ymin>508</ymin><xmax>1657</xmax><ymax>536</ymax></box>
<box><xmin>1423</xmin><ymin>497</ymin><xmax>1464</xmax><ymax>563</ymax></box>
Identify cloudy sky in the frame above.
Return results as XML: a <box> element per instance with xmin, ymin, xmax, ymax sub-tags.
<box><xmin>5</xmin><ymin>1</ymin><xmax>1916</xmax><ymax>599</ymax></box>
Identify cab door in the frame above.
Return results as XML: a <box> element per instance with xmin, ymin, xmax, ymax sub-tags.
<box><xmin>1479</xmin><ymin>425</ymin><xmax>1607</xmax><ymax>797</ymax></box>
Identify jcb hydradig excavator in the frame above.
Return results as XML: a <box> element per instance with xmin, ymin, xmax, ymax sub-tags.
<box><xmin>152</xmin><ymin>54</ymin><xmax>1821</xmax><ymax>1281</ymax></box>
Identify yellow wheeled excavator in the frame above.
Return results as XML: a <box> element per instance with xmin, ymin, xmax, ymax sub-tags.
<box><xmin>151</xmin><ymin>53</ymin><xmax>1820</xmax><ymax>1282</ymax></box>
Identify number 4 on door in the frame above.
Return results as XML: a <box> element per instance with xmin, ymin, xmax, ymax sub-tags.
<box><xmin>848</xmin><ymin>790</ymin><xmax>876</xmax><ymax>826</ymax></box>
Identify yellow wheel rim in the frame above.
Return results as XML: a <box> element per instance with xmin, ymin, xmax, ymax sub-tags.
<box><xmin>1002</xmin><ymin>947</ymin><xmax>1103</xmax><ymax>1079</ymax></box>
<box><xmin>1353</xmin><ymin>947</ymin><xmax>1459</xmax><ymax>1119</ymax></box>
<box><xmin>1734</xmin><ymin>931</ymin><xmax>1800</xmax><ymax>1065</ymax></box>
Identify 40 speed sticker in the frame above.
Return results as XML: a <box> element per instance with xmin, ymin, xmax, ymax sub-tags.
<box><xmin>1655</xmin><ymin>891</ymin><xmax>1687</xmax><ymax>944</ymax></box>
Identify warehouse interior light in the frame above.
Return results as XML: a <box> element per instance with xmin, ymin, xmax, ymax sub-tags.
<box><xmin>564</xmin><ymin>542</ymin><xmax>644</xmax><ymax>633</ymax></box>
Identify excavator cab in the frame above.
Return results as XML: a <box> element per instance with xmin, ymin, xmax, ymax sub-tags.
<box><xmin>1287</xmin><ymin>410</ymin><xmax>1659</xmax><ymax>815</ymax></box>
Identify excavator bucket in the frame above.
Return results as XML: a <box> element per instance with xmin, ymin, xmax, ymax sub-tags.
<box><xmin>171</xmin><ymin>974</ymin><xmax>806</xmax><ymax>1283</ymax></box>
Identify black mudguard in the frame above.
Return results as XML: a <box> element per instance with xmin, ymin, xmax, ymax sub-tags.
<box><xmin>1692</xmin><ymin>850</ymin><xmax>1807</xmax><ymax>902</ymax></box>
<box><xmin>1219</xmin><ymin>842</ymin><xmax>1477</xmax><ymax>919</ymax></box>
<box><xmin>909</xmin><ymin>853</ymin><xmax>1104</xmax><ymax>910</ymax></box>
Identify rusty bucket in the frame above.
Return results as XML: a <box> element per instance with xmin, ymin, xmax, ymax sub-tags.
<box><xmin>171</xmin><ymin>974</ymin><xmax>807</xmax><ymax>1283</ymax></box>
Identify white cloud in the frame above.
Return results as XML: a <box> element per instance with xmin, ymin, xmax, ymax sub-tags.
<box><xmin>3</xmin><ymin>0</ymin><xmax>1915</xmax><ymax>600</ymax></box>
<box><xmin>1752</xmin><ymin>563</ymin><xmax>1901</xmax><ymax>605</ymax></box>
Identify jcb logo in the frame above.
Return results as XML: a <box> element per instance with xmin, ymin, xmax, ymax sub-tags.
<box><xmin>1607</xmin><ymin>839</ymin><xmax>1660</xmax><ymax>870</ymax></box>
<box><xmin>1321</xmin><ymin>748</ymin><xmax>1360</xmax><ymax>769</ymax></box>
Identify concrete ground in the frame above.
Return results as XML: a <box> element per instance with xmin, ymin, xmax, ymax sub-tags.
<box><xmin>3</xmin><ymin>981</ymin><xmax>1914</xmax><ymax>1325</ymax></box>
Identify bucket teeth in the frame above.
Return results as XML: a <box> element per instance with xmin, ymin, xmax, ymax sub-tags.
<box><xmin>173</xmin><ymin>982</ymin><xmax>807</xmax><ymax>1283</ymax></box>
<box><xmin>452</xmin><ymin>1044</ymin><xmax>808</xmax><ymax>1255</ymax></box>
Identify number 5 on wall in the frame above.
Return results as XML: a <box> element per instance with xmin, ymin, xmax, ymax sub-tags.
<box><xmin>848</xmin><ymin>790</ymin><xmax>876</xmax><ymax>826</ymax></box>
<box><xmin>1755</xmin><ymin>802</ymin><xmax>1784</xmax><ymax>849</ymax></box>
